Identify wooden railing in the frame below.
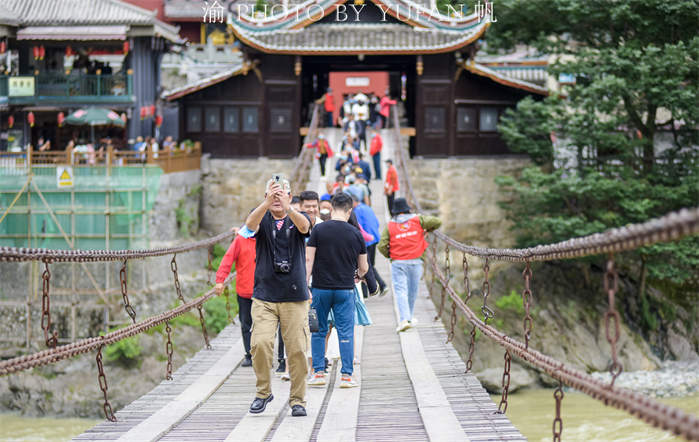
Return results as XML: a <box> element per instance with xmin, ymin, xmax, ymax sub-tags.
<box><xmin>0</xmin><ymin>143</ymin><xmax>201</xmax><ymax>174</ymax></box>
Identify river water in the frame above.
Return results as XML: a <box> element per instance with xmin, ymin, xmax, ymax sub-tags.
<box><xmin>0</xmin><ymin>390</ymin><xmax>696</xmax><ymax>440</ymax></box>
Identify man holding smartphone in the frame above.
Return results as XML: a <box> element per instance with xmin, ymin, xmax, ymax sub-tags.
<box><xmin>245</xmin><ymin>175</ymin><xmax>312</xmax><ymax>417</ymax></box>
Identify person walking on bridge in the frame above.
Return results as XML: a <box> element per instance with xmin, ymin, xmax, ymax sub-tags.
<box><xmin>214</xmin><ymin>231</ymin><xmax>256</xmax><ymax>367</ymax></box>
<box><xmin>305</xmin><ymin>133</ymin><xmax>333</xmax><ymax>178</ymax></box>
<box><xmin>384</xmin><ymin>159</ymin><xmax>399</xmax><ymax>214</ymax></box>
<box><xmin>378</xmin><ymin>198</ymin><xmax>441</xmax><ymax>332</ymax></box>
<box><xmin>306</xmin><ymin>192</ymin><xmax>369</xmax><ymax>388</ymax></box>
<box><xmin>245</xmin><ymin>176</ymin><xmax>312</xmax><ymax>417</ymax></box>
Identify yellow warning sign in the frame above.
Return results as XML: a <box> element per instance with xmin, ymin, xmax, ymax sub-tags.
<box><xmin>56</xmin><ymin>166</ymin><xmax>74</xmax><ymax>188</ymax></box>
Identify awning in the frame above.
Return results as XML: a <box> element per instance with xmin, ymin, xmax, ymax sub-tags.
<box><xmin>17</xmin><ymin>25</ymin><xmax>128</xmax><ymax>40</ymax></box>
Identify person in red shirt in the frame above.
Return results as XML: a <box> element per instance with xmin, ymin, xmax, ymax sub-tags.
<box><xmin>368</xmin><ymin>127</ymin><xmax>383</xmax><ymax>180</ymax></box>
<box><xmin>215</xmin><ymin>233</ymin><xmax>257</xmax><ymax>367</ymax></box>
<box><xmin>379</xmin><ymin>92</ymin><xmax>397</xmax><ymax>128</ymax></box>
<box><xmin>305</xmin><ymin>133</ymin><xmax>334</xmax><ymax>177</ymax></box>
<box><xmin>384</xmin><ymin>158</ymin><xmax>399</xmax><ymax>214</ymax></box>
<box><xmin>315</xmin><ymin>87</ymin><xmax>335</xmax><ymax>127</ymax></box>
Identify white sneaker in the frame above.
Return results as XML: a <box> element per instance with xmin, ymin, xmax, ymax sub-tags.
<box><xmin>281</xmin><ymin>372</ymin><xmax>290</xmax><ymax>381</ymax></box>
<box><xmin>308</xmin><ymin>372</ymin><xmax>326</xmax><ymax>387</ymax></box>
<box><xmin>396</xmin><ymin>320</ymin><xmax>412</xmax><ymax>333</ymax></box>
<box><xmin>339</xmin><ymin>375</ymin><xmax>358</xmax><ymax>388</ymax></box>
<box><xmin>409</xmin><ymin>318</ymin><xmax>419</xmax><ymax>326</ymax></box>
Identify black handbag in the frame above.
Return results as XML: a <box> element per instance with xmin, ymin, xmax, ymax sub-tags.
<box><xmin>308</xmin><ymin>307</ymin><xmax>319</xmax><ymax>333</ymax></box>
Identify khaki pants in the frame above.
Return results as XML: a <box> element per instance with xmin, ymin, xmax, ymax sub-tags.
<box><xmin>251</xmin><ymin>298</ymin><xmax>309</xmax><ymax>407</ymax></box>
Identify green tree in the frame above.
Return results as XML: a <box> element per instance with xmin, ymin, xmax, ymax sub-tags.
<box><xmin>490</xmin><ymin>1</ymin><xmax>699</xmax><ymax>295</ymax></box>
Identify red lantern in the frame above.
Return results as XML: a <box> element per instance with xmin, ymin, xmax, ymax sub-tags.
<box><xmin>0</xmin><ymin>41</ymin><xmax>6</xmax><ymax>54</ymax></box>
<box><xmin>27</xmin><ymin>112</ymin><xmax>35</xmax><ymax>128</ymax></box>
<box><xmin>65</xmin><ymin>46</ymin><xmax>72</xmax><ymax>57</ymax></box>
<box><xmin>123</xmin><ymin>41</ymin><xmax>129</xmax><ymax>55</ymax></box>
<box><xmin>155</xmin><ymin>114</ymin><xmax>163</xmax><ymax>127</ymax></box>
<box><xmin>149</xmin><ymin>105</ymin><xmax>156</xmax><ymax>117</ymax></box>
<box><xmin>32</xmin><ymin>46</ymin><xmax>39</xmax><ymax>60</ymax></box>
<box><xmin>8</xmin><ymin>115</ymin><xmax>14</xmax><ymax>128</ymax></box>
<box><xmin>39</xmin><ymin>45</ymin><xmax>45</xmax><ymax>60</ymax></box>
<box><xmin>57</xmin><ymin>112</ymin><xmax>65</xmax><ymax>127</ymax></box>
<box><xmin>140</xmin><ymin>106</ymin><xmax>147</xmax><ymax>120</ymax></box>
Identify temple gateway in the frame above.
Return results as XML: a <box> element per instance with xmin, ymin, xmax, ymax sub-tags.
<box><xmin>165</xmin><ymin>0</ymin><xmax>548</xmax><ymax>158</ymax></box>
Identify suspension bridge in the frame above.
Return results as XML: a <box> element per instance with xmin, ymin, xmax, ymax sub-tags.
<box><xmin>0</xmin><ymin>107</ymin><xmax>697</xmax><ymax>441</ymax></box>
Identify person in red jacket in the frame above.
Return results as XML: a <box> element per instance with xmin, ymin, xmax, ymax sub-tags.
<box><xmin>215</xmin><ymin>233</ymin><xmax>257</xmax><ymax>366</ymax></box>
<box><xmin>384</xmin><ymin>158</ymin><xmax>399</xmax><ymax>214</ymax></box>
<box><xmin>305</xmin><ymin>133</ymin><xmax>334</xmax><ymax>177</ymax></box>
<box><xmin>315</xmin><ymin>88</ymin><xmax>335</xmax><ymax>127</ymax></box>
<box><xmin>368</xmin><ymin>128</ymin><xmax>383</xmax><ymax>180</ymax></box>
<box><xmin>379</xmin><ymin>92</ymin><xmax>397</xmax><ymax>128</ymax></box>
<box><xmin>378</xmin><ymin>198</ymin><xmax>441</xmax><ymax>332</ymax></box>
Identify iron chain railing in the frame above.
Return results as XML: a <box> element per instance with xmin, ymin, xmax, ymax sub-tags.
<box><xmin>391</xmin><ymin>108</ymin><xmax>699</xmax><ymax>440</ymax></box>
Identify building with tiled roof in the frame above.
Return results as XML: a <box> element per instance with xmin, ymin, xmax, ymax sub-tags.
<box><xmin>164</xmin><ymin>0</ymin><xmax>550</xmax><ymax>157</ymax></box>
<box><xmin>0</xmin><ymin>0</ymin><xmax>183</xmax><ymax>151</ymax></box>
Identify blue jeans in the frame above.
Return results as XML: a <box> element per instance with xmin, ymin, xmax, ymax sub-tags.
<box><xmin>372</xmin><ymin>152</ymin><xmax>382</xmax><ymax>180</ymax></box>
<box><xmin>391</xmin><ymin>260</ymin><xmax>423</xmax><ymax>322</ymax></box>
<box><xmin>311</xmin><ymin>288</ymin><xmax>355</xmax><ymax>375</ymax></box>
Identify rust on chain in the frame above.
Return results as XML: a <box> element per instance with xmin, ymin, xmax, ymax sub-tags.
<box><xmin>197</xmin><ymin>305</ymin><xmax>212</xmax><ymax>350</ymax></box>
<box><xmin>604</xmin><ymin>256</ymin><xmax>623</xmax><ymax>387</ymax></box>
<box><xmin>481</xmin><ymin>258</ymin><xmax>495</xmax><ymax>324</ymax></box>
<box><xmin>225</xmin><ymin>287</ymin><xmax>233</xmax><ymax>324</ymax></box>
<box><xmin>171</xmin><ymin>254</ymin><xmax>186</xmax><ymax>304</ymax></box>
<box><xmin>463</xmin><ymin>252</ymin><xmax>471</xmax><ymax>301</ymax></box>
<box><xmin>436</xmin><ymin>243</ymin><xmax>450</xmax><ymax>320</ymax></box>
<box><xmin>165</xmin><ymin>321</ymin><xmax>174</xmax><ymax>380</ymax></box>
<box><xmin>497</xmin><ymin>350</ymin><xmax>512</xmax><ymax>414</ymax></box>
<box><xmin>96</xmin><ymin>343</ymin><xmax>117</xmax><ymax>422</ymax></box>
<box><xmin>40</xmin><ymin>259</ymin><xmax>58</xmax><ymax>348</ymax></box>
<box><xmin>0</xmin><ymin>230</ymin><xmax>237</xmax><ymax>263</ymax></box>
<box><xmin>120</xmin><ymin>260</ymin><xmax>136</xmax><ymax>323</ymax></box>
<box><xmin>553</xmin><ymin>379</ymin><xmax>564</xmax><ymax>441</ymax></box>
<box><xmin>446</xmin><ymin>300</ymin><xmax>457</xmax><ymax>343</ymax></box>
<box><xmin>465</xmin><ymin>324</ymin><xmax>477</xmax><ymax>373</ymax></box>
<box><xmin>206</xmin><ymin>246</ymin><xmax>213</xmax><ymax>286</ymax></box>
<box><xmin>522</xmin><ymin>261</ymin><xmax>534</xmax><ymax>349</ymax></box>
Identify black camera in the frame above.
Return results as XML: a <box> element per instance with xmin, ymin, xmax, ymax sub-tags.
<box><xmin>273</xmin><ymin>260</ymin><xmax>291</xmax><ymax>273</ymax></box>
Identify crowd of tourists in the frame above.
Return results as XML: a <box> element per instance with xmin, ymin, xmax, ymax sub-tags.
<box><xmin>214</xmin><ymin>169</ymin><xmax>440</xmax><ymax>418</ymax></box>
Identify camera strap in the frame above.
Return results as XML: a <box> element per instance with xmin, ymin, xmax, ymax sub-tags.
<box><xmin>271</xmin><ymin>217</ymin><xmax>293</xmax><ymax>263</ymax></box>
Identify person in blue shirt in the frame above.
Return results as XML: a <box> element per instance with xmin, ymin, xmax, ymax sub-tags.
<box><xmin>357</xmin><ymin>152</ymin><xmax>372</xmax><ymax>182</ymax></box>
<box><xmin>347</xmin><ymin>189</ymin><xmax>387</xmax><ymax>296</ymax></box>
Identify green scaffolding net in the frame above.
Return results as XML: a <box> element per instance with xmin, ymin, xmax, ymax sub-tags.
<box><xmin>0</xmin><ymin>165</ymin><xmax>162</xmax><ymax>250</ymax></box>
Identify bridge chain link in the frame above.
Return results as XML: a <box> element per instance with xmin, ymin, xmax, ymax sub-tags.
<box><xmin>171</xmin><ymin>254</ymin><xmax>211</xmax><ymax>349</ymax></box>
<box><xmin>206</xmin><ymin>246</ymin><xmax>213</xmax><ymax>286</ymax></box>
<box><xmin>40</xmin><ymin>259</ymin><xmax>58</xmax><ymax>348</ymax></box>
<box><xmin>460</xmin><ymin>252</ymin><xmax>476</xmax><ymax>367</ymax></box>
<box><xmin>553</xmin><ymin>379</ymin><xmax>564</xmax><ymax>441</ymax></box>
<box><xmin>522</xmin><ymin>262</ymin><xmax>534</xmax><ymax>349</ymax></box>
<box><xmin>480</xmin><ymin>258</ymin><xmax>494</xmax><ymax>324</ymax></box>
<box><xmin>165</xmin><ymin>321</ymin><xmax>174</xmax><ymax>380</ymax></box>
<box><xmin>497</xmin><ymin>350</ymin><xmax>512</xmax><ymax>414</ymax></box>
<box><xmin>225</xmin><ymin>287</ymin><xmax>234</xmax><ymax>325</ymax></box>
<box><xmin>446</xmin><ymin>300</ymin><xmax>457</xmax><ymax>343</ymax></box>
<box><xmin>96</xmin><ymin>344</ymin><xmax>117</xmax><ymax>422</ymax></box>
<box><xmin>603</xmin><ymin>256</ymin><xmax>623</xmax><ymax>387</ymax></box>
<box><xmin>436</xmin><ymin>244</ymin><xmax>450</xmax><ymax>320</ymax></box>
<box><xmin>120</xmin><ymin>260</ymin><xmax>137</xmax><ymax>323</ymax></box>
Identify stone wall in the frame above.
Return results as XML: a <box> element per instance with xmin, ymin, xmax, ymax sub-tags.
<box><xmin>403</xmin><ymin>155</ymin><xmax>530</xmax><ymax>248</ymax></box>
<box><xmin>199</xmin><ymin>156</ymin><xmax>297</xmax><ymax>234</ymax></box>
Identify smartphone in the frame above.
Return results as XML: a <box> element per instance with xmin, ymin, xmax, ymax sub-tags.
<box><xmin>273</xmin><ymin>173</ymin><xmax>282</xmax><ymax>184</ymax></box>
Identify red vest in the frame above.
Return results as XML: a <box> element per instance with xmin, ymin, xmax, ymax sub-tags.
<box><xmin>324</xmin><ymin>93</ymin><xmax>334</xmax><ymax>112</ymax></box>
<box><xmin>388</xmin><ymin>216</ymin><xmax>428</xmax><ymax>260</ymax></box>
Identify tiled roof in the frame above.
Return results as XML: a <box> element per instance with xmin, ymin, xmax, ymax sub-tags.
<box><xmin>464</xmin><ymin>61</ymin><xmax>549</xmax><ymax>96</ymax></box>
<box><xmin>0</xmin><ymin>3</ymin><xmax>20</xmax><ymax>26</ymax></box>
<box><xmin>232</xmin><ymin>22</ymin><xmax>487</xmax><ymax>54</ymax></box>
<box><xmin>163</xmin><ymin>58</ymin><xmax>245</xmax><ymax>101</ymax></box>
<box><xmin>2</xmin><ymin>0</ymin><xmax>181</xmax><ymax>41</ymax></box>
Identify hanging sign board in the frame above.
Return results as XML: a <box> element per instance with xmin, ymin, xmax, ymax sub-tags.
<box><xmin>57</xmin><ymin>166</ymin><xmax>74</xmax><ymax>188</ymax></box>
<box><xmin>8</xmin><ymin>77</ymin><xmax>35</xmax><ymax>96</ymax></box>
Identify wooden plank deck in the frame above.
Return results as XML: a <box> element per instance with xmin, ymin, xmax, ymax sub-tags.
<box><xmin>75</xmin><ymin>128</ymin><xmax>524</xmax><ymax>442</ymax></box>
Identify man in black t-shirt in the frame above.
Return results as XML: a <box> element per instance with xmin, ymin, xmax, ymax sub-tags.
<box><xmin>245</xmin><ymin>176</ymin><xmax>312</xmax><ymax>417</ymax></box>
<box><xmin>305</xmin><ymin>192</ymin><xmax>368</xmax><ymax>389</ymax></box>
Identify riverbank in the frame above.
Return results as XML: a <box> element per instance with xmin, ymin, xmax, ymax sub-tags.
<box><xmin>589</xmin><ymin>360</ymin><xmax>699</xmax><ymax>398</ymax></box>
<box><xmin>0</xmin><ymin>414</ymin><xmax>99</xmax><ymax>441</ymax></box>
